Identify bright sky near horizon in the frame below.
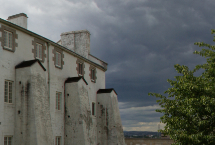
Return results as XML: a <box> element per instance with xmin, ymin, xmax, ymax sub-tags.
<box><xmin>1</xmin><ymin>0</ymin><xmax>214</xmax><ymax>131</ymax></box>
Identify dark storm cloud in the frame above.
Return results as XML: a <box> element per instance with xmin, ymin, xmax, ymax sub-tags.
<box><xmin>1</xmin><ymin>0</ymin><xmax>215</xmax><ymax>131</ymax></box>
<box><xmin>87</xmin><ymin>0</ymin><xmax>214</xmax><ymax>130</ymax></box>
<box><xmin>91</xmin><ymin>0</ymin><xmax>214</xmax><ymax>99</ymax></box>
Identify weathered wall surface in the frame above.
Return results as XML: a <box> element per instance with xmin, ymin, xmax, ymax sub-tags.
<box><xmin>65</xmin><ymin>79</ymin><xmax>95</xmax><ymax>145</ymax></box>
<box><xmin>97</xmin><ymin>91</ymin><xmax>125</xmax><ymax>145</ymax></box>
<box><xmin>125</xmin><ymin>138</ymin><xmax>174</xmax><ymax>145</ymax></box>
<box><xmin>61</xmin><ymin>30</ymin><xmax>90</xmax><ymax>58</ymax></box>
<box><xmin>15</xmin><ymin>63</ymin><xmax>53</xmax><ymax>145</ymax></box>
<box><xmin>110</xmin><ymin>92</ymin><xmax>125</xmax><ymax>145</ymax></box>
<box><xmin>96</xmin><ymin>100</ymin><xmax>108</xmax><ymax>145</ymax></box>
<box><xmin>15</xmin><ymin>67</ymin><xmax>35</xmax><ymax>145</ymax></box>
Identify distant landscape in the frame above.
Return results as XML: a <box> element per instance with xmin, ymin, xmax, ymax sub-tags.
<box><xmin>124</xmin><ymin>131</ymin><xmax>161</xmax><ymax>138</ymax></box>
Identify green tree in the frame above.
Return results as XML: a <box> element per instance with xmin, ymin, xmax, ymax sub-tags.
<box><xmin>148</xmin><ymin>30</ymin><xmax>215</xmax><ymax>145</ymax></box>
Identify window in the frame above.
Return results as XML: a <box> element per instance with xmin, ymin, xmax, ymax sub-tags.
<box><xmin>55</xmin><ymin>51</ymin><xmax>62</xmax><ymax>67</ymax></box>
<box><xmin>1</xmin><ymin>25</ymin><xmax>17</xmax><ymax>52</ymax></box>
<box><xmin>4</xmin><ymin>80</ymin><xmax>12</xmax><ymax>103</ymax></box>
<box><xmin>4</xmin><ymin>136</ymin><xmax>12</xmax><ymax>145</ymax></box>
<box><xmin>53</xmin><ymin>47</ymin><xmax>64</xmax><ymax>69</ymax></box>
<box><xmin>56</xmin><ymin>92</ymin><xmax>61</xmax><ymax>110</ymax></box>
<box><xmin>89</xmin><ymin>66</ymin><xmax>96</xmax><ymax>82</ymax></box>
<box><xmin>36</xmin><ymin>43</ymin><xmax>42</xmax><ymax>60</ymax></box>
<box><xmin>32</xmin><ymin>38</ymin><xmax>46</xmax><ymax>62</ymax></box>
<box><xmin>92</xmin><ymin>102</ymin><xmax>95</xmax><ymax>116</ymax></box>
<box><xmin>4</xmin><ymin>30</ymin><xmax>13</xmax><ymax>50</ymax></box>
<box><xmin>55</xmin><ymin>136</ymin><xmax>61</xmax><ymax>145</ymax></box>
<box><xmin>79</xmin><ymin>63</ymin><xmax>83</xmax><ymax>75</ymax></box>
<box><xmin>76</xmin><ymin>59</ymin><xmax>85</xmax><ymax>76</ymax></box>
<box><xmin>91</xmin><ymin>69</ymin><xmax>95</xmax><ymax>81</ymax></box>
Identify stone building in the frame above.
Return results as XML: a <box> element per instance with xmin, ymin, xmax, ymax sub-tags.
<box><xmin>0</xmin><ymin>13</ymin><xmax>125</xmax><ymax>145</ymax></box>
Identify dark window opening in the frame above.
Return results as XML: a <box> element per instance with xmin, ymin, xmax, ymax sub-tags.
<box><xmin>79</xmin><ymin>63</ymin><xmax>83</xmax><ymax>75</ymax></box>
<box><xmin>92</xmin><ymin>102</ymin><xmax>95</xmax><ymax>116</ymax></box>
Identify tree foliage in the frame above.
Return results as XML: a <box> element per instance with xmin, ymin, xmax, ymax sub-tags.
<box><xmin>148</xmin><ymin>30</ymin><xmax>215</xmax><ymax>145</ymax></box>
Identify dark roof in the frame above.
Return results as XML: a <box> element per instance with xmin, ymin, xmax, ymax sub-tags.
<box><xmin>65</xmin><ymin>77</ymin><xmax>88</xmax><ymax>85</ymax></box>
<box><xmin>97</xmin><ymin>88</ymin><xmax>117</xmax><ymax>95</ymax></box>
<box><xmin>15</xmin><ymin>59</ymin><xmax>46</xmax><ymax>71</ymax></box>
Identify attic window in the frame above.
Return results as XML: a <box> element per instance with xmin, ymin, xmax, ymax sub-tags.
<box><xmin>0</xmin><ymin>25</ymin><xmax>17</xmax><ymax>52</ymax></box>
<box><xmin>79</xmin><ymin>63</ymin><xmax>83</xmax><ymax>75</ymax></box>
<box><xmin>32</xmin><ymin>38</ymin><xmax>46</xmax><ymax>63</ymax></box>
<box><xmin>91</xmin><ymin>69</ymin><xmax>95</xmax><ymax>80</ymax></box>
<box><xmin>89</xmin><ymin>66</ymin><xmax>97</xmax><ymax>83</ymax></box>
<box><xmin>53</xmin><ymin>47</ymin><xmax>64</xmax><ymax>69</ymax></box>
<box><xmin>36</xmin><ymin>43</ymin><xmax>42</xmax><ymax>60</ymax></box>
<box><xmin>76</xmin><ymin>59</ymin><xmax>85</xmax><ymax>76</ymax></box>
<box><xmin>4</xmin><ymin>30</ymin><xmax>13</xmax><ymax>50</ymax></box>
<box><xmin>55</xmin><ymin>51</ymin><xmax>62</xmax><ymax>67</ymax></box>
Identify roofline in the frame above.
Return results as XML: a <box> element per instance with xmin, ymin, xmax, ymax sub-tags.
<box><xmin>8</xmin><ymin>13</ymin><xmax>28</xmax><ymax>20</ymax></box>
<box><xmin>56</xmin><ymin>39</ymin><xmax>61</xmax><ymax>44</ymax></box>
<box><xmin>0</xmin><ymin>18</ymin><xmax>108</xmax><ymax>71</ymax></box>
<box><xmin>89</xmin><ymin>54</ymin><xmax>108</xmax><ymax>65</ymax></box>
<box><xmin>15</xmin><ymin>59</ymin><xmax>46</xmax><ymax>71</ymax></box>
<box><xmin>65</xmin><ymin>77</ymin><xmax>88</xmax><ymax>85</ymax></box>
<box><xmin>61</xmin><ymin>30</ymin><xmax>91</xmax><ymax>35</ymax></box>
<box><xmin>97</xmin><ymin>88</ymin><xmax>118</xmax><ymax>95</ymax></box>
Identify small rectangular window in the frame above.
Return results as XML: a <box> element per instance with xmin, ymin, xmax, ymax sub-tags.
<box><xmin>36</xmin><ymin>43</ymin><xmax>42</xmax><ymax>60</ymax></box>
<box><xmin>56</xmin><ymin>52</ymin><xmax>62</xmax><ymax>67</ymax></box>
<box><xmin>91</xmin><ymin>69</ymin><xmax>95</xmax><ymax>80</ymax></box>
<box><xmin>55</xmin><ymin>136</ymin><xmax>61</xmax><ymax>145</ymax></box>
<box><xmin>56</xmin><ymin>92</ymin><xmax>61</xmax><ymax>110</ymax></box>
<box><xmin>4</xmin><ymin>80</ymin><xmax>12</xmax><ymax>103</ymax></box>
<box><xmin>4</xmin><ymin>136</ymin><xmax>12</xmax><ymax>145</ymax></box>
<box><xmin>106</xmin><ymin>108</ymin><xmax>108</xmax><ymax>126</ymax></box>
<box><xmin>92</xmin><ymin>102</ymin><xmax>95</xmax><ymax>116</ymax></box>
<box><xmin>4</xmin><ymin>30</ymin><xmax>13</xmax><ymax>49</ymax></box>
<box><xmin>79</xmin><ymin>63</ymin><xmax>83</xmax><ymax>75</ymax></box>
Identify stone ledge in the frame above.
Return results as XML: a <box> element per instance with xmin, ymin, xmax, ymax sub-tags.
<box><xmin>61</xmin><ymin>30</ymin><xmax>90</xmax><ymax>35</ymax></box>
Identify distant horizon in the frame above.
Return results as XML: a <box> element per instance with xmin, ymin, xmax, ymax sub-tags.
<box><xmin>124</xmin><ymin>131</ymin><xmax>159</xmax><ymax>132</ymax></box>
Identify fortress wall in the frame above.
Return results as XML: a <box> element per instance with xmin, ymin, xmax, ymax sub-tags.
<box><xmin>97</xmin><ymin>91</ymin><xmax>125</xmax><ymax>145</ymax></box>
<box><xmin>15</xmin><ymin>62</ymin><xmax>53</xmax><ymax>145</ymax></box>
<box><xmin>65</xmin><ymin>79</ymin><xmax>95</xmax><ymax>145</ymax></box>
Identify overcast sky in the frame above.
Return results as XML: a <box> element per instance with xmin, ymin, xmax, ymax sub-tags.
<box><xmin>1</xmin><ymin>0</ymin><xmax>214</xmax><ymax>131</ymax></box>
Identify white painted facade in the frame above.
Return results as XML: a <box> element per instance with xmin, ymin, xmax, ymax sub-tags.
<box><xmin>0</xmin><ymin>13</ymin><xmax>125</xmax><ymax>145</ymax></box>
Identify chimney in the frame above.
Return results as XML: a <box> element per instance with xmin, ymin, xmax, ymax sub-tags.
<box><xmin>61</xmin><ymin>30</ymin><xmax>90</xmax><ymax>58</ymax></box>
<box><xmin>7</xmin><ymin>13</ymin><xmax>28</xmax><ymax>29</ymax></box>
